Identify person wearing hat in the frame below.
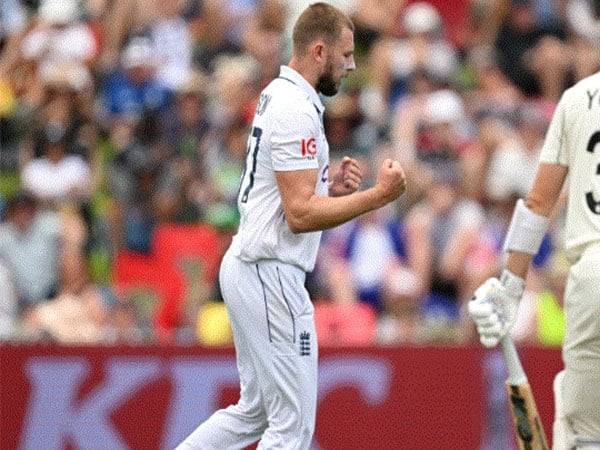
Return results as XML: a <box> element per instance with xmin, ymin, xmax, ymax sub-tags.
<box><xmin>101</xmin><ymin>37</ymin><xmax>171</xmax><ymax>119</ymax></box>
<box><xmin>20</xmin><ymin>0</ymin><xmax>96</xmax><ymax>92</ymax></box>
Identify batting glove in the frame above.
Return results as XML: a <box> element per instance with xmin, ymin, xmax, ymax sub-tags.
<box><xmin>468</xmin><ymin>270</ymin><xmax>525</xmax><ymax>348</ymax></box>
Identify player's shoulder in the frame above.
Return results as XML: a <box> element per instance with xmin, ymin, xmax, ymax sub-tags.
<box><xmin>262</xmin><ymin>77</ymin><xmax>318</xmax><ymax>118</ymax></box>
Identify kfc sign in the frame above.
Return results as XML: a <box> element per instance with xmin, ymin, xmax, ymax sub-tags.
<box><xmin>0</xmin><ymin>345</ymin><xmax>560</xmax><ymax>450</ymax></box>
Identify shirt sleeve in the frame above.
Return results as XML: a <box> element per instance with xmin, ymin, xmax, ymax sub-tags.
<box><xmin>539</xmin><ymin>92</ymin><xmax>569</xmax><ymax>166</ymax></box>
<box><xmin>270</xmin><ymin>103</ymin><xmax>320</xmax><ymax>172</ymax></box>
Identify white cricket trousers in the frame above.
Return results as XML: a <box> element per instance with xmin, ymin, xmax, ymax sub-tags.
<box><xmin>554</xmin><ymin>242</ymin><xmax>600</xmax><ymax>449</ymax></box>
<box><xmin>176</xmin><ymin>250</ymin><xmax>318</xmax><ymax>450</ymax></box>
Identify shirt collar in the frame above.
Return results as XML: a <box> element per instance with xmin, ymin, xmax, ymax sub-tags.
<box><xmin>279</xmin><ymin>65</ymin><xmax>325</xmax><ymax>114</ymax></box>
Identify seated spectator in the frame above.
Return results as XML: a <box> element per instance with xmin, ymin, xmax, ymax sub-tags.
<box><xmin>405</xmin><ymin>167</ymin><xmax>487</xmax><ymax>330</ymax></box>
<box><xmin>494</xmin><ymin>0</ymin><xmax>569</xmax><ymax>100</ymax></box>
<box><xmin>317</xmin><ymin>195</ymin><xmax>410</xmax><ymax>313</ymax></box>
<box><xmin>101</xmin><ymin>37</ymin><xmax>171</xmax><ymax>119</ymax></box>
<box><xmin>242</xmin><ymin>0</ymin><xmax>287</xmax><ymax>85</ymax></box>
<box><xmin>0</xmin><ymin>194</ymin><xmax>62</xmax><ymax>309</ymax></box>
<box><xmin>19</xmin><ymin>0</ymin><xmax>95</xmax><ymax>96</ymax></box>
<box><xmin>191</xmin><ymin>0</ymin><xmax>243</xmax><ymax>72</ymax></box>
<box><xmin>484</xmin><ymin>103</ymin><xmax>545</xmax><ymax>202</ymax></box>
<box><xmin>566</xmin><ymin>0</ymin><xmax>600</xmax><ymax>82</ymax></box>
<box><xmin>211</xmin><ymin>54</ymin><xmax>260</xmax><ymax>126</ymax></box>
<box><xmin>0</xmin><ymin>0</ymin><xmax>27</xmax><ymax>75</ymax></box>
<box><xmin>161</xmin><ymin>71</ymin><xmax>211</xmax><ymax>160</ymax></box>
<box><xmin>376</xmin><ymin>265</ymin><xmax>423</xmax><ymax>345</ymax></box>
<box><xmin>368</xmin><ymin>2</ymin><xmax>458</xmax><ymax>111</ymax></box>
<box><xmin>103</xmin><ymin>115</ymin><xmax>167</xmax><ymax>252</ymax></box>
<box><xmin>150</xmin><ymin>0</ymin><xmax>194</xmax><ymax>91</ymax></box>
<box><xmin>21</xmin><ymin>124</ymin><xmax>91</xmax><ymax>204</ymax></box>
<box><xmin>22</xmin><ymin>253</ymin><xmax>111</xmax><ymax>344</ymax></box>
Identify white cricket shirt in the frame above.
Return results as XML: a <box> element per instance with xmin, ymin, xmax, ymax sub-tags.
<box><xmin>229</xmin><ymin>66</ymin><xmax>330</xmax><ymax>272</ymax></box>
<box><xmin>539</xmin><ymin>72</ymin><xmax>600</xmax><ymax>257</ymax></box>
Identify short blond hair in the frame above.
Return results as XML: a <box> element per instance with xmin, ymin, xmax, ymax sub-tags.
<box><xmin>292</xmin><ymin>3</ymin><xmax>354</xmax><ymax>56</ymax></box>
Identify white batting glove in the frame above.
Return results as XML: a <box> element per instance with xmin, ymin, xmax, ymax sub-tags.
<box><xmin>468</xmin><ymin>270</ymin><xmax>525</xmax><ymax>348</ymax></box>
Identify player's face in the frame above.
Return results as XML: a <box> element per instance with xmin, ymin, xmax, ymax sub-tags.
<box><xmin>317</xmin><ymin>27</ymin><xmax>355</xmax><ymax>96</ymax></box>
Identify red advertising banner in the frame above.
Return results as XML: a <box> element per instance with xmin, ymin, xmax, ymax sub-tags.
<box><xmin>0</xmin><ymin>345</ymin><xmax>562</xmax><ymax>450</ymax></box>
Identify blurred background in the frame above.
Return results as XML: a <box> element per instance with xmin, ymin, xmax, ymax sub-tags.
<box><xmin>2</xmin><ymin>0</ymin><xmax>597</xmax><ymax>448</ymax></box>
<box><xmin>2</xmin><ymin>0</ymin><xmax>594</xmax><ymax>348</ymax></box>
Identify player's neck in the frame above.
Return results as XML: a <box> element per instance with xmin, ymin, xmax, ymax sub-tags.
<box><xmin>288</xmin><ymin>57</ymin><xmax>319</xmax><ymax>90</ymax></box>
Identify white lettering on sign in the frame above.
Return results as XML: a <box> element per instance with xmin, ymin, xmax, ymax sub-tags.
<box><xmin>22</xmin><ymin>357</ymin><xmax>161</xmax><ymax>450</ymax></box>
<box><xmin>17</xmin><ymin>355</ymin><xmax>392</xmax><ymax>450</ymax></box>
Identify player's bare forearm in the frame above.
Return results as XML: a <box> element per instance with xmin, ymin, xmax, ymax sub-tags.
<box><xmin>277</xmin><ymin>159</ymin><xmax>405</xmax><ymax>233</ymax></box>
<box><xmin>506</xmin><ymin>163</ymin><xmax>568</xmax><ymax>278</ymax></box>
<box><xmin>283</xmin><ymin>183</ymin><xmax>389</xmax><ymax>232</ymax></box>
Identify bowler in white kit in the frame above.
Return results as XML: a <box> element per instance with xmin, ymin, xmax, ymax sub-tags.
<box><xmin>469</xmin><ymin>71</ymin><xmax>600</xmax><ymax>449</ymax></box>
<box><xmin>176</xmin><ymin>3</ymin><xmax>407</xmax><ymax>449</ymax></box>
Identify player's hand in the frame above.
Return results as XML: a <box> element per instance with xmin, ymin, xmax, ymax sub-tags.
<box><xmin>375</xmin><ymin>158</ymin><xmax>406</xmax><ymax>204</ymax></box>
<box><xmin>468</xmin><ymin>270</ymin><xmax>525</xmax><ymax>348</ymax></box>
<box><xmin>329</xmin><ymin>156</ymin><xmax>363</xmax><ymax>197</ymax></box>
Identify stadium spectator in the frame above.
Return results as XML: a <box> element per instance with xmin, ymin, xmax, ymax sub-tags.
<box><xmin>0</xmin><ymin>194</ymin><xmax>62</xmax><ymax>309</ymax></box>
<box><xmin>21</xmin><ymin>253</ymin><xmax>111</xmax><ymax>343</ymax></box>
<box><xmin>242</xmin><ymin>0</ymin><xmax>287</xmax><ymax>85</ymax></box>
<box><xmin>494</xmin><ymin>0</ymin><xmax>570</xmax><ymax>100</ymax></box>
<box><xmin>321</xmin><ymin>208</ymin><xmax>407</xmax><ymax>312</ymax></box>
<box><xmin>21</xmin><ymin>123</ymin><xmax>92</xmax><ymax>203</ymax></box>
<box><xmin>0</xmin><ymin>0</ymin><xmax>27</xmax><ymax>76</ymax></box>
<box><xmin>0</xmin><ymin>0</ymin><xmax>585</xmax><ymax>346</ymax></box>
<box><xmin>368</xmin><ymin>2</ymin><xmax>458</xmax><ymax>111</ymax></box>
<box><xmin>101</xmin><ymin>36</ymin><xmax>171</xmax><ymax>119</ymax></box>
<box><xmin>404</xmin><ymin>166</ymin><xmax>487</xmax><ymax>339</ymax></box>
<box><xmin>20</xmin><ymin>0</ymin><xmax>96</xmax><ymax>90</ymax></box>
<box><xmin>150</xmin><ymin>0</ymin><xmax>194</xmax><ymax>91</ymax></box>
<box><xmin>376</xmin><ymin>264</ymin><xmax>424</xmax><ymax>345</ymax></box>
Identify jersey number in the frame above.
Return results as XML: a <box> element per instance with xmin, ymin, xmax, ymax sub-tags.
<box><xmin>240</xmin><ymin>126</ymin><xmax>263</xmax><ymax>203</ymax></box>
<box><xmin>586</xmin><ymin>131</ymin><xmax>600</xmax><ymax>214</ymax></box>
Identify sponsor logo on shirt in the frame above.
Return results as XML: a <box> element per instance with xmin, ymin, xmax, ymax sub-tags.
<box><xmin>301</xmin><ymin>138</ymin><xmax>317</xmax><ymax>158</ymax></box>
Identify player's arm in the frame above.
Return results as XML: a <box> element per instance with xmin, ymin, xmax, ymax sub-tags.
<box><xmin>469</xmin><ymin>91</ymin><xmax>570</xmax><ymax>348</ymax></box>
<box><xmin>502</xmin><ymin>88</ymin><xmax>571</xmax><ymax>280</ymax></box>
<box><xmin>505</xmin><ymin>162</ymin><xmax>568</xmax><ymax>278</ymax></box>
<box><xmin>276</xmin><ymin>159</ymin><xmax>405</xmax><ymax>233</ymax></box>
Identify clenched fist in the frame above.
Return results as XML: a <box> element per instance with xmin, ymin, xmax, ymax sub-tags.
<box><xmin>375</xmin><ymin>158</ymin><xmax>407</xmax><ymax>204</ymax></box>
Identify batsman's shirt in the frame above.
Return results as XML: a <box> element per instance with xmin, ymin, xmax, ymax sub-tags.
<box><xmin>539</xmin><ymin>72</ymin><xmax>600</xmax><ymax>259</ymax></box>
<box><xmin>230</xmin><ymin>66</ymin><xmax>329</xmax><ymax>272</ymax></box>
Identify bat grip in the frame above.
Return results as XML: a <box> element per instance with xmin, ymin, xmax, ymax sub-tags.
<box><xmin>501</xmin><ymin>336</ymin><xmax>528</xmax><ymax>385</ymax></box>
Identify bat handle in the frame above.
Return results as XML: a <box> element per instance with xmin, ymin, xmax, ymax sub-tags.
<box><xmin>501</xmin><ymin>336</ymin><xmax>528</xmax><ymax>385</ymax></box>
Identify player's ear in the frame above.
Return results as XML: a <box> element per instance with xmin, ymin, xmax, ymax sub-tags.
<box><xmin>311</xmin><ymin>40</ymin><xmax>326</xmax><ymax>64</ymax></box>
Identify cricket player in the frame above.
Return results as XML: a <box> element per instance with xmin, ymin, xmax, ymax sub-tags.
<box><xmin>469</xmin><ymin>71</ymin><xmax>600</xmax><ymax>449</ymax></box>
<box><xmin>176</xmin><ymin>3</ymin><xmax>406</xmax><ymax>449</ymax></box>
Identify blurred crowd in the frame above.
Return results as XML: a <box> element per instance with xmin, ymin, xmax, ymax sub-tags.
<box><xmin>1</xmin><ymin>0</ymin><xmax>597</xmax><ymax>346</ymax></box>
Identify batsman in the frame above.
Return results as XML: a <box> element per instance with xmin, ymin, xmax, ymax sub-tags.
<box><xmin>469</xmin><ymin>71</ymin><xmax>600</xmax><ymax>449</ymax></box>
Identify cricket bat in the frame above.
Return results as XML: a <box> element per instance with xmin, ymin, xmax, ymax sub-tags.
<box><xmin>501</xmin><ymin>336</ymin><xmax>549</xmax><ymax>450</ymax></box>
